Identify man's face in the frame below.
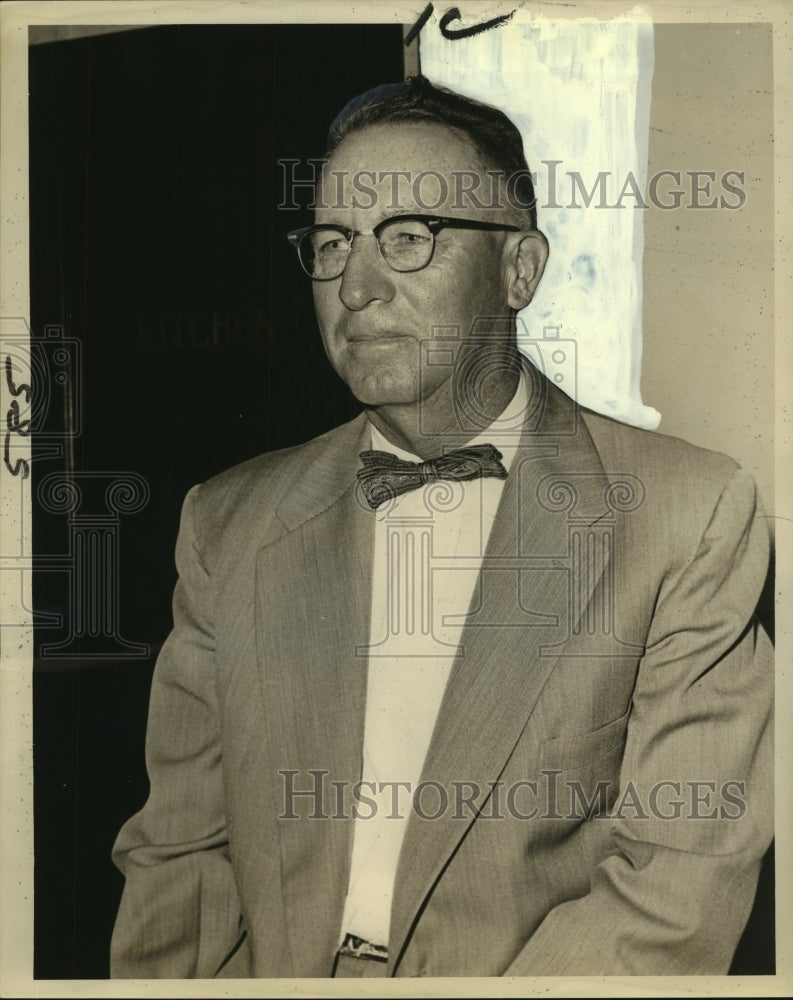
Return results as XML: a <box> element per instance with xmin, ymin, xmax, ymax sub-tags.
<box><xmin>311</xmin><ymin>122</ymin><xmax>531</xmax><ymax>408</ymax></box>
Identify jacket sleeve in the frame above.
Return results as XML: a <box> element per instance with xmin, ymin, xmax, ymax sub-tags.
<box><xmin>505</xmin><ymin>465</ymin><xmax>774</xmax><ymax>976</ymax></box>
<box><xmin>110</xmin><ymin>485</ymin><xmax>250</xmax><ymax>978</ymax></box>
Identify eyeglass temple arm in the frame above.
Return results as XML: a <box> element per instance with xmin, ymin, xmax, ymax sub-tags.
<box><xmin>431</xmin><ymin>217</ymin><xmax>522</xmax><ymax>233</ymax></box>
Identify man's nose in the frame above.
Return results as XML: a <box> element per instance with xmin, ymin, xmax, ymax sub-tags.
<box><xmin>338</xmin><ymin>235</ymin><xmax>396</xmax><ymax>311</ymax></box>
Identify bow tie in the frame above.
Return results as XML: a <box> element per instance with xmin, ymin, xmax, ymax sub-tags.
<box><xmin>357</xmin><ymin>444</ymin><xmax>508</xmax><ymax>510</ymax></box>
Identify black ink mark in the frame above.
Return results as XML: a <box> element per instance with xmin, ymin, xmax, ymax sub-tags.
<box><xmin>405</xmin><ymin>2</ymin><xmax>434</xmax><ymax>46</ymax></box>
<box><xmin>5</xmin><ymin>354</ymin><xmax>31</xmax><ymax>403</ymax></box>
<box><xmin>4</xmin><ymin>354</ymin><xmax>31</xmax><ymax>478</ymax></box>
<box><xmin>404</xmin><ymin>3</ymin><xmax>518</xmax><ymax>47</ymax></box>
<box><xmin>439</xmin><ymin>6</ymin><xmax>517</xmax><ymax>40</ymax></box>
<box><xmin>4</xmin><ymin>435</ymin><xmax>29</xmax><ymax>479</ymax></box>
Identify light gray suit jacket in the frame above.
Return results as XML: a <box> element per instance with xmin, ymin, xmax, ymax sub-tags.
<box><xmin>111</xmin><ymin>374</ymin><xmax>773</xmax><ymax>978</ymax></box>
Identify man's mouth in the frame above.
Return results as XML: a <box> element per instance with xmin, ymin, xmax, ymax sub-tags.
<box><xmin>346</xmin><ymin>332</ymin><xmax>412</xmax><ymax>344</ymax></box>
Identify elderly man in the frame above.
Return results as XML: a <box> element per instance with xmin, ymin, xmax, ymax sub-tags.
<box><xmin>110</xmin><ymin>77</ymin><xmax>773</xmax><ymax>979</ymax></box>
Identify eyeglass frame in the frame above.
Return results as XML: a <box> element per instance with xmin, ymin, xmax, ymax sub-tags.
<box><xmin>286</xmin><ymin>214</ymin><xmax>523</xmax><ymax>281</ymax></box>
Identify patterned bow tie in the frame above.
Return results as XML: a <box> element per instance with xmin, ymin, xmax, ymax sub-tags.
<box><xmin>357</xmin><ymin>443</ymin><xmax>507</xmax><ymax>510</ymax></box>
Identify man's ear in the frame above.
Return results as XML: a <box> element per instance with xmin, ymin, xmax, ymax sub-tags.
<box><xmin>506</xmin><ymin>231</ymin><xmax>549</xmax><ymax>310</ymax></box>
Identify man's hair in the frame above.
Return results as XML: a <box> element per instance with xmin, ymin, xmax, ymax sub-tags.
<box><xmin>326</xmin><ymin>76</ymin><xmax>538</xmax><ymax>229</ymax></box>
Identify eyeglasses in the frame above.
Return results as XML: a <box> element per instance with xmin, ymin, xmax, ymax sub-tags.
<box><xmin>286</xmin><ymin>214</ymin><xmax>521</xmax><ymax>281</ymax></box>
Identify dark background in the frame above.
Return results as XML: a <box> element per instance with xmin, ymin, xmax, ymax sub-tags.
<box><xmin>28</xmin><ymin>22</ymin><xmax>773</xmax><ymax>979</ymax></box>
<box><xmin>29</xmin><ymin>23</ymin><xmax>402</xmax><ymax>978</ymax></box>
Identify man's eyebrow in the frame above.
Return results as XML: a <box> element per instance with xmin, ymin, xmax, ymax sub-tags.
<box><xmin>380</xmin><ymin>208</ymin><xmax>417</xmax><ymax>222</ymax></box>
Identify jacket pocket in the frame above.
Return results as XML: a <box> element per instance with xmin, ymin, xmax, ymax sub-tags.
<box><xmin>539</xmin><ymin>705</ymin><xmax>631</xmax><ymax>773</ymax></box>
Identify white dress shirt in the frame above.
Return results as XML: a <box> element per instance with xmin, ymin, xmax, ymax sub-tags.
<box><xmin>339</xmin><ymin>374</ymin><xmax>529</xmax><ymax>946</ymax></box>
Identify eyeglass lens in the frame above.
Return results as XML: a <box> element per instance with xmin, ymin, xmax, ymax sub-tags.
<box><xmin>301</xmin><ymin>218</ymin><xmax>434</xmax><ymax>279</ymax></box>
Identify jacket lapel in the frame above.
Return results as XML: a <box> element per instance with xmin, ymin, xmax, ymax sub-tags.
<box><xmin>388</xmin><ymin>381</ymin><xmax>614</xmax><ymax>972</ymax></box>
<box><xmin>254</xmin><ymin>414</ymin><xmax>375</xmax><ymax>974</ymax></box>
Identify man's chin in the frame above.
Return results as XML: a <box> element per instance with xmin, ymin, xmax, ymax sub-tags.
<box><xmin>339</xmin><ymin>358</ymin><xmax>422</xmax><ymax>408</ymax></box>
<box><xmin>349</xmin><ymin>381</ymin><xmax>421</xmax><ymax>407</ymax></box>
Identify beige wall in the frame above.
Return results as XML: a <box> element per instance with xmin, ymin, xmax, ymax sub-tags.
<box><xmin>642</xmin><ymin>23</ymin><xmax>774</xmax><ymax>519</ymax></box>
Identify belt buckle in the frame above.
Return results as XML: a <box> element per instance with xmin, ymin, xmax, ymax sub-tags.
<box><xmin>338</xmin><ymin>932</ymin><xmax>389</xmax><ymax>963</ymax></box>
